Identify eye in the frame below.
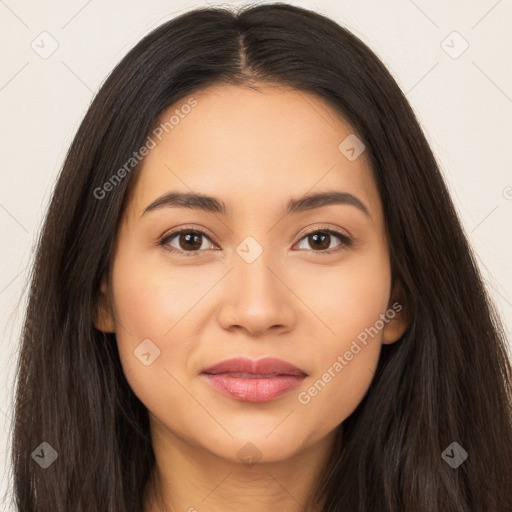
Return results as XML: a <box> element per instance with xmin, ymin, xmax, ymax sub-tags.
<box><xmin>294</xmin><ymin>228</ymin><xmax>352</xmax><ymax>254</ymax></box>
<box><xmin>159</xmin><ymin>227</ymin><xmax>216</xmax><ymax>257</ymax></box>
<box><xmin>159</xmin><ymin>226</ymin><xmax>352</xmax><ymax>257</ymax></box>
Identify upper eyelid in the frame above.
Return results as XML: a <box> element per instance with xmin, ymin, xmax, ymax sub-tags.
<box><xmin>296</xmin><ymin>225</ymin><xmax>351</xmax><ymax>241</ymax></box>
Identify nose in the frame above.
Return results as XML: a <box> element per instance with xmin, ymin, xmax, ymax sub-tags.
<box><xmin>216</xmin><ymin>250</ymin><xmax>297</xmax><ymax>337</ymax></box>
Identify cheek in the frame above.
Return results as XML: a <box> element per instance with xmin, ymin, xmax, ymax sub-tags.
<box><xmin>292</xmin><ymin>244</ymin><xmax>391</xmax><ymax>345</ymax></box>
<box><xmin>112</xmin><ymin>271</ymin><xmax>178</xmax><ymax>336</ymax></box>
<box><xmin>292</xmin><ymin>249</ymin><xmax>390</xmax><ymax>422</ymax></box>
<box><xmin>110</xmin><ymin>237</ymin><xmax>210</xmax><ymax>339</ymax></box>
<box><xmin>108</xmin><ymin>250</ymin><xmax>198</xmax><ymax>409</ymax></box>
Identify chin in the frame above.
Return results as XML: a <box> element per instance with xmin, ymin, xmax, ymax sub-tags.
<box><xmin>198</xmin><ymin>429</ymin><xmax>309</xmax><ymax>465</ymax></box>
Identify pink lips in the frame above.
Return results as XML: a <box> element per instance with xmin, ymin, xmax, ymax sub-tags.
<box><xmin>201</xmin><ymin>357</ymin><xmax>307</xmax><ymax>402</ymax></box>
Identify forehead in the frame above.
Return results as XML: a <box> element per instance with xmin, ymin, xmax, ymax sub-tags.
<box><xmin>126</xmin><ymin>83</ymin><xmax>381</xmax><ymax>220</ymax></box>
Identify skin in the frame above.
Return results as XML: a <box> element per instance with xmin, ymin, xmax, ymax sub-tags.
<box><xmin>95</xmin><ymin>83</ymin><xmax>409</xmax><ymax>512</ymax></box>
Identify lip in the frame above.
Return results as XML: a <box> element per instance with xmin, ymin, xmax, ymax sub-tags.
<box><xmin>201</xmin><ymin>357</ymin><xmax>307</xmax><ymax>402</ymax></box>
<box><xmin>202</xmin><ymin>357</ymin><xmax>306</xmax><ymax>376</ymax></box>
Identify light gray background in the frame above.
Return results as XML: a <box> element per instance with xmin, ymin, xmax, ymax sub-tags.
<box><xmin>1</xmin><ymin>0</ymin><xmax>511</xmax><ymax>509</ymax></box>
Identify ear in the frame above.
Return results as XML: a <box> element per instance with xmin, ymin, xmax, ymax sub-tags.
<box><xmin>94</xmin><ymin>275</ymin><xmax>116</xmax><ymax>333</ymax></box>
<box><xmin>382</xmin><ymin>279</ymin><xmax>410</xmax><ymax>344</ymax></box>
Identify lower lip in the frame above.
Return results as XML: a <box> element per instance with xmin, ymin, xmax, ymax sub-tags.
<box><xmin>201</xmin><ymin>374</ymin><xmax>306</xmax><ymax>402</ymax></box>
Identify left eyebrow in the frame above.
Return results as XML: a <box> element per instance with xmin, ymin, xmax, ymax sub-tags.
<box><xmin>286</xmin><ymin>191</ymin><xmax>371</xmax><ymax>218</ymax></box>
<box><xmin>141</xmin><ymin>190</ymin><xmax>371</xmax><ymax>218</ymax></box>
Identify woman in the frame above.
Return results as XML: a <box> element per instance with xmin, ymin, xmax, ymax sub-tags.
<box><xmin>11</xmin><ymin>3</ymin><xmax>512</xmax><ymax>511</ymax></box>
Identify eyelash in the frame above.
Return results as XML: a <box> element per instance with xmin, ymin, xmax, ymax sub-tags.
<box><xmin>158</xmin><ymin>225</ymin><xmax>352</xmax><ymax>257</ymax></box>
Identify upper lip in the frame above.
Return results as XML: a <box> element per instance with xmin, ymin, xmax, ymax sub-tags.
<box><xmin>201</xmin><ymin>357</ymin><xmax>307</xmax><ymax>376</ymax></box>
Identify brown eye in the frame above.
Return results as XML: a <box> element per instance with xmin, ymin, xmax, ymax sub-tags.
<box><xmin>160</xmin><ymin>227</ymin><xmax>351</xmax><ymax>257</ymax></box>
<box><xmin>177</xmin><ymin>232</ymin><xmax>204</xmax><ymax>251</ymax></box>
<box><xmin>161</xmin><ymin>229</ymin><xmax>215</xmax><ymax>255</ymax></box>
<box><xmin>295</xmin><ymin>229</ymin><xmax>351</xmax><ymax>254</ymax></box>
<box><xmin>306</xmin><ymin>232</ymin><xmax>331</xmax><ymax>251</ymax></box>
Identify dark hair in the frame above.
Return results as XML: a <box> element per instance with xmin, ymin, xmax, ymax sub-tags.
<box><xmin>10</xmin><ymin>3</ymin><xmax>512</xmax><ymax>511</ymax></box>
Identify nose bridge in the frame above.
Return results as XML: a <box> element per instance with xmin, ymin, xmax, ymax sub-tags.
<box><xmin>234</xmin><ymin>233</ymin><xmax>284</xmax><ymax>305</ymax></box>
<box><xmin>216</xmin><ymin>233</ymin><xmax>296</xmax><ymax>334</ymax></box>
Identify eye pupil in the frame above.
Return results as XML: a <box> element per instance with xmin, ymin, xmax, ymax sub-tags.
<box><xmin>180</xmin><ymin>232</ymin><xmax>202</xmax><ymax>250</ymax></box>
<box><xmin>310</xmin><ymin>233</ymin><xmax>330</xmax><ymax>250</ymax></box>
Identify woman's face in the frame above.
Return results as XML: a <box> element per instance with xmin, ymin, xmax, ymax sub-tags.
<box><xmin>96</xmin><ymin>83</ymin><xmax>407</xmax><ymax>463</ymax></box>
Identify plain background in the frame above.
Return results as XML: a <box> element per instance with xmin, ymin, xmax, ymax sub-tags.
<box><xmin>1</xmin><ymin>0</ymin><xmax>511</xmax><ymax>508</ymax></box>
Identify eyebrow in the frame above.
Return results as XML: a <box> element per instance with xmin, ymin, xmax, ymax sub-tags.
<box><xmin>141</xmin><ymin>190</ymin><xmax>370</xmax><ymax>218</ymax></box>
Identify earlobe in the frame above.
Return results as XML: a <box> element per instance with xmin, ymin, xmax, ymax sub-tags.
<box><xmin>382</xmin><ymin>280</ymin><xmax>410</xmax><ymax>344</ymax></box>
<box><xmin>94</xmin><ymin>276</ymin><xmax>116</xmax><ymax>333</ymax></box>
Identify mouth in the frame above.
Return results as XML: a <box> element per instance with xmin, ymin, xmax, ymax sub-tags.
<box><xmin>201</xmin><ymin>357</ymin><xmax>307</xmax><ymax>402</ymax></box>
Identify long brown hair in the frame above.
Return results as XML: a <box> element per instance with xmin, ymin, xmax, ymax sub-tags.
<box><xmin>10</xmin><ymin>3</ymin><xmax>512</xmax><ymax>511</ymax></box>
